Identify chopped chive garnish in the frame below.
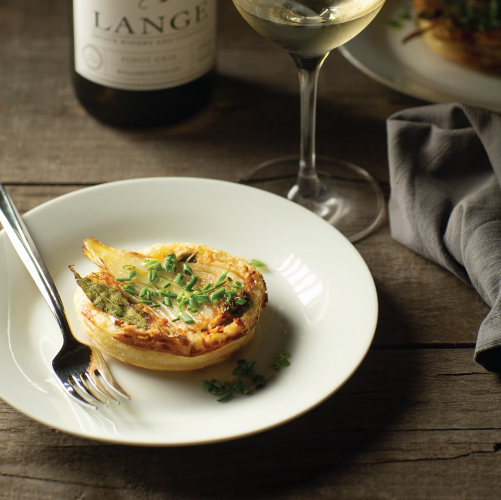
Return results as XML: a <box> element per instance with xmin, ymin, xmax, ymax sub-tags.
<box><xmin>113</xmin><ymin>309</ymin><xmax>123</xmax><ymax>317</ymax></box>
<box><xmin>178</xmin><ymin>313</ymin><xmax>195</xmax><ymax>324</ymax></box>
<box><xmin>112</xmin><ymin>253</ymin><xmax>255</xmax><ymax>330</ymax></box>
<box><xmin>163</xmin><ymin>254</ymin><xmax>176</xmax><ymax>273</ymax></box>
<box><xmin>211</xmin><ymin>287</ymin><xmax>225</xmax><ymax>302</ymax></box>
<box><xmin>202</xmin><ymin>355</ymin><xmax>289</xmax><ymax>403</ymax></box>
<box><xmin>217</xmin><ymin>392</ymin><xmax>233</xmax><ymax>402</ymax></box>
<box><xmin>251</xmin><ymin>374</ymin><xmax>266</xmax><ymax>389</ymax></box>
<box><xmin>249</xmin><ymin>259</ymin><xmax>266</xmax><ymax>267</ymax></box>
<box><xmin>273</xmin><ymin>351</ymin><xmax>291</xmax><ymax>371</ymax></box>
<box><xmin>215</xmin><ymin>271</ymin><xmax>228</xmax><ymax>288</ymax></box>
<box><xmin>232</xmin><ymin>359</ymin><xmax>256</xmax><ymax>376</ymax></box>
<box><xmin>189</xmin><ymin>296</ymin><xmax>200</xmax><ymax>308</ymax></box>
<box><xmin>233</xmin><ymin>378</ymin><xmax>245</xmax><ymax>393</ymax></box>
<box><xmin>117</xmin><ymin>267</ymin><xmax>138</xmax><ymax>281</ymax></box>
<box><xmin>148</xmin><ymin>270</ymin><xmax>158</xmax><ymax>283</ymax></box>
<box><xmin>184</xmin><ymin>276</ymin><xmax>198</xmax><ymax>291</ymax></box>
<box><xmin>387</xmin><ymin>18</ymin><xmax>401</xmax><ymax>27</ymax></box>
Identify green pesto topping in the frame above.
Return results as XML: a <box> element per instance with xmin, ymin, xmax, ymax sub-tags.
<box><xmin>70</xmin><ymin>267</ymin><xmax>149</xmax><ymax>330</ymax></box>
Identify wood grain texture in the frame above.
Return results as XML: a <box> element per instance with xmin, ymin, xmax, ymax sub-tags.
<box><xmin>0</xmin><ymin>0</ymin><xmax>498</xmax><ymax>499</ymax></box>
<box><xmin>1</xmin><ymin>351</ymin><xmax>501</xmax><ymax>500</ymax></box>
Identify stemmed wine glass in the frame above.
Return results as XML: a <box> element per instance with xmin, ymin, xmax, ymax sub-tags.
<box><xmin>232</xmin><ymin>0</ymin><xmax>386</xmax><ymax>242</ymax></box>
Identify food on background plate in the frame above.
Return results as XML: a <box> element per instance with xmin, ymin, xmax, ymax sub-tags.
<box><xmin>407</xmin><ymin>0</ymin><xmax>501</xmax><ymax>70</ymax></box>
<box><xmin>72</xmin><ymin>238</ymin><xmax>267</xmax><ymax>371</ymax></box>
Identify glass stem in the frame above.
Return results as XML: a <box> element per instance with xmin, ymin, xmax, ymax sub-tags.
<box><xmin>289</xmin><ymin>53</ymin><xmax>329</xmax><ymax>200</ymax></box>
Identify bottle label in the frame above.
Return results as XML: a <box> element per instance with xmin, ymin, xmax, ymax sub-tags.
<box><xmin>72</xmin><ymin>0</ymin><xmax>216</xmax><ymax>91</ymax></box>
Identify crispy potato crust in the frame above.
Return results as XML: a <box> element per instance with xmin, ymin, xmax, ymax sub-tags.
<box><xmin>74</xmin><ymin>242</ymin><xmax>267</xmax><ymax>371</ymax></box>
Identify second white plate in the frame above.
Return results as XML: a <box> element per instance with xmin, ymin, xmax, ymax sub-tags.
<box><xmin>340</xmin><ymin>0</ymin><xmax>501</xmax><ymax>111</ymax></box>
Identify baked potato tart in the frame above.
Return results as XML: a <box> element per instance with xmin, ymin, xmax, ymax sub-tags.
<box><xmin>410</xmin><ymin>0</ymin><xmax>501</xmax><ymax>69</ymax></box>
<box><xmin>72</xmin><ymin>238</ymin><xmax>267</xmax><ymax>371</ymax></box>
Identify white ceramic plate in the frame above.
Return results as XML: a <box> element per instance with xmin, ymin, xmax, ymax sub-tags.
<box><xmin>339</xmin><ymin>0</ymin><xmax>501</xmax><ymax>112</ymax></box>
<box><xmin>0</xmin><ymin>178</ymin><xmax>377</xmax><ymax>446</ymax></box>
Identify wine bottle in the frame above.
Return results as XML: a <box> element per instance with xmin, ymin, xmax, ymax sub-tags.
<box><xmin>71</xmin><ymin>0</ymin><xmax>217</xmax><ymax>127</ymax></box>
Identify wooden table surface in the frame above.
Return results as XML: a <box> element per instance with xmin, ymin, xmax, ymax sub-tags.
<box><xmin>1</xmin><ymin>1</ymin><xmax>498</xmax><ymax>499</ymax></box>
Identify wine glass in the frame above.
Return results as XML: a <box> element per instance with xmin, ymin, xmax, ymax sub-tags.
<box><xmin>232</xmin><ymin>0</ymin><xmax>386</xmax><ymax>242</ymax></box>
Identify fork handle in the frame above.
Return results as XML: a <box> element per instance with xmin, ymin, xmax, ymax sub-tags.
<box><xmin>0</xmin><ymin>182</ymin><xmax>72</xmax><ymax>337</ymax></box>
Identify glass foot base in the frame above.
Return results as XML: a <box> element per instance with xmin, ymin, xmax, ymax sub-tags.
<box><xmin>239</xmin><ymin>156</ymin><xmax>385</xmax><ymax>243</ymax></box>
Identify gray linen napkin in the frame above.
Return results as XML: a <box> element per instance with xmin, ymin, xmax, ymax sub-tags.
<box><xmin>387</xmin><ymin>102</ymin><xmax>501</xmax><ymax>372</ymax></box>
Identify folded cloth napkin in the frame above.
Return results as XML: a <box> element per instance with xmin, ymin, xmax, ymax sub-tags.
<box><xmin>387</xmin><ymin>102</ymin><xmax>501</xmax><ymax>372</ymax></box>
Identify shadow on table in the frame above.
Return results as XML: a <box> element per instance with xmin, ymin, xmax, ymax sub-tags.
<box><xmin>114</xmin><ymin>74</ymin><xmax>393</xmax><ymax>183</ymax></box>
<box><xmin>4</xmin><ymin>267</ymin><xmax>420</xmax><ymax>499</ymax></box>
<box><xmin>208</xmin><ymin>70</ymin><xmax>415</xmax><ymax>166</ymax></box>
<box><xmin>74</xmin><ymin>283</ymin><xmax>419</xmax><ymax>499</ymax></box>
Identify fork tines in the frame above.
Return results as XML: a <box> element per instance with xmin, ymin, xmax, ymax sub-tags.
<box><xmin>66</xmin><ymin>369</ymin><xmax>129</xmax><ymax>409</ymax></box>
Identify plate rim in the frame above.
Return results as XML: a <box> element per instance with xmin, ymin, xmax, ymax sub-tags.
<box><xmin>0</xmin><ymin>177</ymin><xmax>378</xmax><ymax>446</ymax></box>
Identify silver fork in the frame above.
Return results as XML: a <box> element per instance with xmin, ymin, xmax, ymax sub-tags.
<box><xmin>0</xmin><ymin>183</ymin><xmax>130</xmax><ymax>408</ymax></box>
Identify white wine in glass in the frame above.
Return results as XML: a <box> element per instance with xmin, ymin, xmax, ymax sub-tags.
<box><xmin>232</xmin><ymin>0</ymin><xmax>386</xmax><ymax>242</ymax></box>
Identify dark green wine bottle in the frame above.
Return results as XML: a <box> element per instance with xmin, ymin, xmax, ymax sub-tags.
<box><xmin>70</xmin><ymin>0</ymin><xmax>217</xmax><ymax>127</ymax></box>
